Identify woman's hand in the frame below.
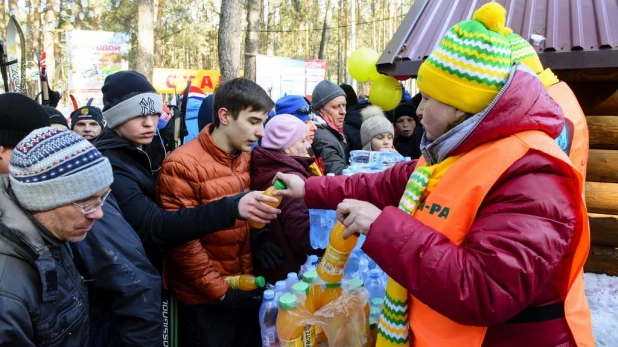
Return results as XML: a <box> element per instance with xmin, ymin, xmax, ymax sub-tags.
<box><xmin>272</xmin><ymin>172</ymin><xmax>306</xmax><ymax>199</ymax></box>
<box><xmin>336</xmin><ymin>199</ymin><xmax>382</xmax><ymax>239</ymax></box>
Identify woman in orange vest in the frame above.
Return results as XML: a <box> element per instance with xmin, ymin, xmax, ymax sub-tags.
<box><xmin>274</xmin><ymin>3</ymin><xmax>594</xmax><ymax>347</ymax></box>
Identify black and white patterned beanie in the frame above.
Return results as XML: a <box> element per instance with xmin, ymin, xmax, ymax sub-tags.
<box><xmin>101</xmin><ymin>70</ymin><xmax>162</xmax><ymax>129</ymax></box>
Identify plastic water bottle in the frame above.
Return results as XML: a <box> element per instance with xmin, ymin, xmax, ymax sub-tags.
<box><xmin>349</xmin><ymin>150</ymin><xmax>372</xmax><ymax>165</ymax></box>
<box><xmin>371</xmin><ymin>151</ymin><xmax>405</xmax><ymax>169</ymax></box>
<box><xmin>341</xmin><ymin>168</ymin><xmax>353</xmax><ymax>175</ymax></box>
<box><xmin>299</xmin><ymin>255</ymin><xmax>320</xmax><ymax>278</ymax></box>
<box><xmin>274</xmin><ymin>280</ymin><xmax>287</xmax><ymax>304</ymax></box>
<box><xmin>308</xmin><ymin>255</ymin><xmax>319</xmax><ymax>266</ymax></box>
<box><xmin>259</xmin><ymin>290</ymin><xmax>279</xmax><ymax>346</ymax></box>
<box><xmin>309</xmin><ymin>209</ymin><xmax>336</xmax><ymax>249</ymax></box>
<box><xmin>285</xmin><ymin>272</ymin><xmax>299</xmax><ymax>292</ymax></box>
<box><xmin>366</xmin><ymin>269</ymin><xmax>386</xmax><ymax>304</ymax></box>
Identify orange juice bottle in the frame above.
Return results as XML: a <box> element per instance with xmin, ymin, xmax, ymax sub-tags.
<box><xmin>317</xmin><ymin>222</ymin><xmax>359</xmax><ymax>283</ymax></box>
<box><xmin>224</xmin><ymin>274</ymin><xmax>265</xmax><ymax>291</ymax></box>
<box><xmin>321</xmin><ymin>282</ymin><xmax>343</xmax><ymax>307</ymax></box>
<box><xmin>302</xmin><ymin>270</ymin><xmax>322</xmax><ymax>312</ymax></box>
<box><xmin>347</xmin><ymin>279</ymin><xmax>371</xmax><ymax>346</ymax></box>
<box><xmin>277</xmin><ymin>294</ymin><xmax>305</xmax><ymax>347</ymax></box>
<box><xmin>291</xmin><ymin>282</ymin><xmax>316</xmax><ymax>346</ymax></box>
<box><xmin>248</xmin><ymin>179</ymin><xmax>287</xmax><ymax>229</ymax></box>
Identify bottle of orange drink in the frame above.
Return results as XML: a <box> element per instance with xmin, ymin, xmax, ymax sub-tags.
<box><xmin>277</xmin><ymin>294</ymin><xmax>305</xmax><ymax>347</ymax></box>
<box><xmin>224</xmin><ymin>274</ymin><xmax>265</xmax><ymax>291</ymax></box>
<box><xmin>291</xmin><ymin>282</ymin><xmax>316</xmax><ymax>346</ymax></box>
<box><xmin>248</xmin><ymin>179</ymin><xmax>287</xmax><ymax>229</ymax></box>
<box><xmin>317</xmin><ymin>222</ymin><xmax>359</xmax><ymax>283</ymax></box>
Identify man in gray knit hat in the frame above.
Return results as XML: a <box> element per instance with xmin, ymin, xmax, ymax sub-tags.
<box><xmin>0</xmin><ymin>127</ymin><xmax>113</xmax><ymax>345</ymax></box>
<box><xmin>311</xmin><ymin>80</ymin><xmax>349</xmax><ymax>175</ymax></box>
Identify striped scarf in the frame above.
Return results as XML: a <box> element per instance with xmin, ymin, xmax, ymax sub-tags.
<box><xmin>376</xmin><ymin>155</ymin><xmax>461</xmax><ymax>346</ymax></box>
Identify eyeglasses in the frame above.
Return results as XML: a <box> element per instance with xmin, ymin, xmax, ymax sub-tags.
<box><xmin>294</xmin><ymin>105</ymin><xmax>312</xmax><ymax>115</ymax></box>
<box><xmin>72</xmin><ymin>189</ymin><xmax>112</xmax><ymax>214</ymax></box>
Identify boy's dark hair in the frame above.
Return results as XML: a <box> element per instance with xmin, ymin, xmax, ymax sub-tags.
<box><xmin>212</xmin><ymin>78</ymin><xmax>274</xmax><ymax>128</ymax></box>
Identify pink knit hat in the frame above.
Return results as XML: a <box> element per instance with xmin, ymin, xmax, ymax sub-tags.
<box><xmin>262</xmin><ymin>114</ymin><xmax>307</xmax><ymax>151</ymax></box>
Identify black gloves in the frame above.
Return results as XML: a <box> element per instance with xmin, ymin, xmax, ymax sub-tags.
<box><xmin>250</xmin><ymin>228</ymin><xmax>284</xmax><ymax>270</ymax></box>
<box><xmin>220</xmin><ymin>288</ymin><xmax>264</xmax><ymax>309</ymax></box>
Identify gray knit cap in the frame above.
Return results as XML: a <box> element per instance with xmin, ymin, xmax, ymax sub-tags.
<box><xmin>360</xmin><ymin>105</ymin><xmax>394</xmax><ymax>150</ymax></box>
<box><xmin>9</xmin><ymin>127</ymin><xmax>113</xmax><ymax>211</ymax></box>
<box><xmin>311</xmin><ymin>80</ymin><xmax>346</xmax><ymax>110</ymax></box>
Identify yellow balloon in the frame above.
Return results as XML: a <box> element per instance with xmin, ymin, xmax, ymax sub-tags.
<box><xmin>347</xmin><ymin>48</ymin><xmax>381</xmax><ymax>82</ymax></box>
<box><xmin>369</xmin><ymin>75</ymin><xmax>402</xmax><ymax>111</ymax></box>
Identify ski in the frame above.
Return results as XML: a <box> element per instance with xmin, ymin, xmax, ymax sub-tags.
<box><xmin>37</xmin><ymin>52</ymin><xmax>50</xmax><ymax>105</ymax></box>
<box><xmin>10</xmin><ymin>15</ymin><xmax>27</xmax><ymax>95</ymax></box>
<box><xmin>0</xmin><ymin>39</ymin><xmax>15</xmax><ymax>92</ymax></box>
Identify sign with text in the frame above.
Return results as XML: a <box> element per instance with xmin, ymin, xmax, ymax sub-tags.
<box><xmin>256</xmin><ymin>55</ymin><xmax>328</xmax><ymax>102</ymax></box>
<box><xmin>152</xmin><ymin>68</ymin><xmax>221</xmax><ymax>94</ymax></box>
<box><xmin>66</xmin><ymin>30</ymin><xmax>130</xmax><ymax>108</ymax></box>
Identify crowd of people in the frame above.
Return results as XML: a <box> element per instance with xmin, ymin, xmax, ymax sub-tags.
<box><xmin>0</xmin><ymin>3</ymin><xmax>594</xmax><ymax>346</ymax></box>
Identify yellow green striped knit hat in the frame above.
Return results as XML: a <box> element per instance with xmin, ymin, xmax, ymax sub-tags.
<box><xmin>417</xmin><ymin>2</ymin><xmax>511</xmax><ymax>114</ymax></box>
<box><xmin>502</xmin><ymin>27</ymin><xmax>559</xmax><ymax>87</ymax></box>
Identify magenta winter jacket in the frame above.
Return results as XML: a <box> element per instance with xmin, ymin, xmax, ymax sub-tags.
<box><xmin>303</xmin><ymin>67</ymin><xmax>584</xmax><ymax>346</ymax></box>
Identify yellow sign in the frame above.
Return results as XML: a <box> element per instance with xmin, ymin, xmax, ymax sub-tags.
<box><xmin>152</xmin><ymin>68</ymin><xmax>221</xmax><ymax>93</ymax></box>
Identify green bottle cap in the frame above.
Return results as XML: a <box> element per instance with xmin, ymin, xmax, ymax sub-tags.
<box><xmin>273</xmin><ymin>179</ymin><xmax>287</xmax><ymax>190</ymax></box>
<box><xmin>302</xmin><ymin>270</ymin><xmax>317</xmax><ymax>284</ymax></box>
<box><xmin>325</xmin><ymin>282</ymin><xmax>342</xmax><ymax>288</ymax></box>
<box><xmin>279</xmin><ymin>293</ymin><xmax>297</xmax><ymax>309</ymax></box>
<box><xmin>291</xmin><ymin>282</ymin><xmax>310</xmax><ymax>295</ymax></box>
<box><xmin>255</xmin><ymin>276</ymin><xmax>266</xmax><ymax>288</ymax></box>
<box><xmin>347</xmin><ymin>279</ymin><xmax>364</xmax><ymax>289</ymax></box>
<box><xmin>371</xmin><ymin>298</ymin><xmax>384</xmax><ymax>307</ymax></box>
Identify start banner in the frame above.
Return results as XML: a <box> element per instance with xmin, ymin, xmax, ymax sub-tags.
<box><xmin>152</xmin><ymin>68</ymin><xmax>220</xmax><ymax>94</ymax></box>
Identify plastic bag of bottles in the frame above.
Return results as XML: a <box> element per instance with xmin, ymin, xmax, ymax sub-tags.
<box><xmin>304</xmin><ymin>287</ymin><xmax>371</xmax><ymax>347</ymax></box>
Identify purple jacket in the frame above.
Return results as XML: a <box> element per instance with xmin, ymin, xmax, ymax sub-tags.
<box><xmin>303</xmin><ymin>66</ymin><xmax>583</xmax><ymax>346</ymax></box>
<box><xmin>250</xmin><ymin>146</ymin><xmax>322</xmax><ymax>283</ymax></box>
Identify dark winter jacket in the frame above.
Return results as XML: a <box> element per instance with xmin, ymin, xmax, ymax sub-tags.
<box><xmin>344</xmin><ymin>102</ymin><xmax>372</xmax><ymax>152</ymax></box>
<box><xmin>95</xmin><ymin>127</ymin><xmax>245</xmax><ymax>270</ymax></box>
<box><xmin>250</xmin><ymin>146</ymin><xmax>321</xmax><ymax>282</ymax></box>
<box><xmin>71</xmin><ymin>195</ymin><xmax>162</xmax><ymax>347</ymax></box>
<box><xmin>393</xmin><ymin>127</ymin><xmax>423</xmax><ymax>159</ymax></box>
<box><xmin>312</xmin><ymin>119</ymin><xmax>348</xmax><ymax>175</ymax></box>
<box><xmin>303</xmin><ymin>65</ymin><xmax>583</xmax><ymax>346</ymax></box>
<box><xmin>0</xmin><ymin>176</ymin><xmax>89</xmax><ymax>347</ymax></box>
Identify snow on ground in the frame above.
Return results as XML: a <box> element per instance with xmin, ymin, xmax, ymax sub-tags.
<box><xmin>584</xmin><ymin>273</ymin><xmax>618</xmax><ymax>346</ymax></box>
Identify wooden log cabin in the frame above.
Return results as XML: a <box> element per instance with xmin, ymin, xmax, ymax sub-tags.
<box><xmin>378</xmin><ymin>0</ymin><xmax>618</xmax><ymax>275</ymax></box>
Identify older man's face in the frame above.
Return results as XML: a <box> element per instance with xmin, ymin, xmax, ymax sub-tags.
<box><xmin>32</xmin><ymin>187</ymin><xmax>108</xmax><ymax>242</ymax></box>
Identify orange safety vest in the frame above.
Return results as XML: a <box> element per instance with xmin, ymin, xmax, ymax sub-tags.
<box><xmin>409</xmin><ymin>130</ymin><xmax>594</xmax><ymax>347</ymax></box>
<box><xmin>547</xmin><ymin>82</ymin><xmax>589</xmax><ymax>182</ymax></box>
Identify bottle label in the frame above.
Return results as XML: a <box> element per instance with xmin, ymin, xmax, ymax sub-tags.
<box><xmin>303</xmin><ymin>325</ymin><xmax>316</xmax><ymax>347</ymax></box>
<box><xmin>224</xmin><ymin>276</ymin><xmax>240</xmax><ymax>290</ymax></box>
<box><xmin>262</xmin><ymin>332</ymin><xmax>278</xmax><ymax>346</ymax></box>
<box><xmin>320</xmin><ymin>246</ymin><xmax>351</xmax><ymax>276</ymax></box>
<box><xmin>280</xmin><ymin>336</ymin><xmax>303</xmax><ymax>347</ymax></box>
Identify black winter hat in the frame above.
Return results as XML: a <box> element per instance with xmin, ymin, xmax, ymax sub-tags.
<box><xmin>394</xmin><ymin>102</ymin><xmax>419</xmax><ymax>125</ymax></box>
<box><xmin>70</xmin><ymin>106</ymin><xmax>104</xmax><ymax>130</ymax></box>
<box><xmin>0</xmin><ymin>93</ymin><xmax>51</xmax><ymax>147</ymax></box>
<box><xmin>101</xmin><ymin>70</ymin><xmax>163</xmax><ymax>129</ymax></box>
<box><xmin>339</xmin><ymin>83</ymin><xmax>358</xmax><ymax>108</ymax></box>
<box><xmin>43</xmin><ymin>106</ymin><xmax>69</xmax><ymax>128</ymax></box>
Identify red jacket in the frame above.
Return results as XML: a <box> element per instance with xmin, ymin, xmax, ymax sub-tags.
<box><xmin>250</xmin><ymin>146</ymin><xmax>321</xmax><ymax>283</ymax></box>
<box><xmin>304</xmin><ymin>68</ymin><xmax>583</xmax><ymax>346</ymax></box>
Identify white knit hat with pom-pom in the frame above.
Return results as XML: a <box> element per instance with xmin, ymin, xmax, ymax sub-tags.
<box><xmin>360</xmin><ymin>105</ymin><xmax>394</xmax><ymax>150</ymax></box>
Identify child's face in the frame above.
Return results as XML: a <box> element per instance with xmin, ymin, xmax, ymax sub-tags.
<box><xmin>226</xmin><ymin>108</ymin><xmax>269</xmax><ymax>152</ymax></box>
<box><xmin>114</xmin><ymin>114</ymin><xmax>160</xmax><ymax>146</ymax></box>
<box><xmin>370</xmin><ymin>132</ymin><xmax>394</xmax><ymax>151</ymax></box>
<box><xmin>395</xmin><ymin>116</ymin><xmax>416</xmax><ymax>137</ymax></box>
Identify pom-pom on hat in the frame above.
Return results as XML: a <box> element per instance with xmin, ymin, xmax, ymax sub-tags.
<box><xmin>261</xmin><ymin>114</ymin><xmax>307</xmax><ymax>151</ymax></box>
<box><xmin>360</xmin><ymin>105</ymin><xmax>394</xmax><ymax>150</ymax></box>
<box><xmin>417</xmin><ymin>2</ymin><xmax>512</xmax><ymax>114</ymax></box>
<box><xmin>9</xmin><ymin>127</ymin><xmax>113</xmax><ymax>211</ymax></box>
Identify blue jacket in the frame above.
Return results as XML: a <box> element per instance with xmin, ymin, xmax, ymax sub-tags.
<box><xmin>71</xmin><ymin>196</ymin><xmax>162</xmax><ymax>346</ymax></box>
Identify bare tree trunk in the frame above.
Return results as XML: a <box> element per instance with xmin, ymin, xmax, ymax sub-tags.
<box><xmin>371</xmin><ymin>1</ymin><xmax>376</xmax><ymax>49</ymax></box>
<box><xmin>43</xmin><ymin>0</ymin><xmax>57</xmax><ymax>86</ymax></box>
<box><xmin>154</xmin><ymin>0</ymin><xmax>166</xmax><ymax>68</ymax></box>
<box><xmin>244</xmin><ymin>0</ymin><xmax>260</xmax><ymax>81</ymax></box>
<box><xmin>318</xmin><ymin>0</ymin><xmax>335</xmax><ymax>59</ymax></box>
<box><xmin>348</xmin><ymin>0</ymin><xmax>356</xmax><ymax>88</ymax></box>
<box><xmin>136</xmin><ymin>0</ymin><xmax>155</xmax><ymax>79</ymax></box>
<box><xmin>266</xmin><ymin>0</ymin><xmax>276</xmax><ymax>55</ymax></box>
<box><xmin>218</xmin><ymin>0</ymin><xmax>241</xmax><ymax>82</ymax></box>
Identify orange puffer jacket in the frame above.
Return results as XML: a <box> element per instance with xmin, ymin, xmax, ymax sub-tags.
<box><xmin>158</xmin><ymin>124</ymin><xmax>252</xmax><ymax>305</ymax></box>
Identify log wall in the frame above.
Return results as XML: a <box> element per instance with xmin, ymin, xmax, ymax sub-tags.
<box><xmin>558</xmin><ymin>68</ymin><xmax>618</xmax><ymax>276</ymax></box>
